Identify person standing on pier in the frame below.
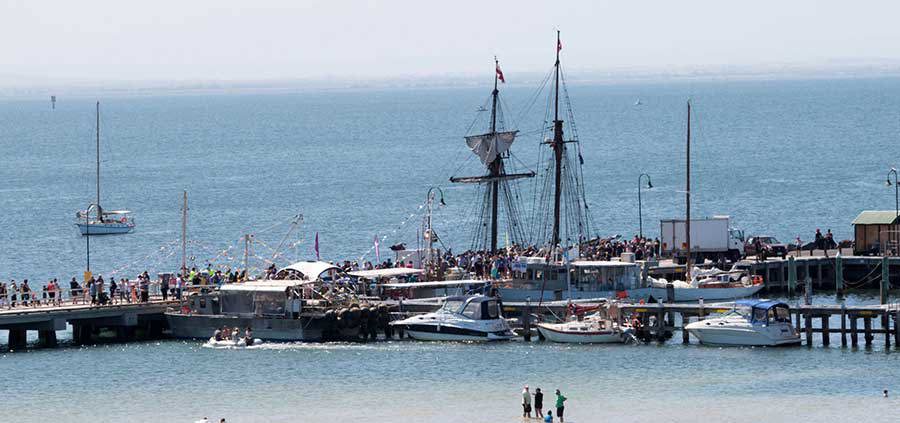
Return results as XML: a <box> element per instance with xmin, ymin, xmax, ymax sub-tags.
<box><xmin>0</xmin><ymin>282</ymin><xmax>7</xmax><ymax>308</ymax></box>
<box><xmin>69</xmin><ymin>278</ymin><xmax>81</xmax><ymax>305</ymax></box>
<box><xmin>109</xmin><ymin>278</ymin><xmax>118</xmax><ymax>305</ymax></box>
<box><xmin>534</xmin><ymin>388</ymin><xmax>544</xmax><ymax>419</ymax></box>
<box><xmin>554</xmin><ymin>389</ymin><xmax>567</xmax><ymax>423</ymax></box>
<box><xmin>161</xmin><ymin>275</ymin><xmax>169</xmax><ymax>301</ymax></box>
<box><xmin>521</xmin><ymin>385</ymin><xmax>532</xmax><ymax>418</ymax></box>
<box><xmin>9</xmin><ymin>280</ymin><xmax>17</xmax><ymax>308</ymax></box>
<box><xmin>21</xmin><ymin>280</ymin><xmax>31</xmax><ymax>307</ymax></box>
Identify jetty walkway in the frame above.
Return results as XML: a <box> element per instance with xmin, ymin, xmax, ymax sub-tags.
<box><xmin>0</xmin><ymin>298</ymin><xmax>177</xmax><ymax>349</ymax></box>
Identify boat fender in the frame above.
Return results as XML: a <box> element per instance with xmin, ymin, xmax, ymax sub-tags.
<box><xmin>751</xmin><ymin>275</ymin><xmax>763</xmax><ymax>285</ymax></box>
<box><xmin>348</xmin><ymin>307</ymin><xmax>361</xmax><ymax>327</ymax></box>
<box><xmin>337</xmin><ymin>308</ymin><xmax>349</xmax><ymax>329</ymax></box>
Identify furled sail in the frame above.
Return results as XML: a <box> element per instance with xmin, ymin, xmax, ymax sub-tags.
<box><xmin>464</xmin><ymin>130</ymin><xmax>518</xmax><ymax>166</ymax></box>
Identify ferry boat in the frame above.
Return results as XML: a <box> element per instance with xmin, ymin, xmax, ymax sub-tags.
<box><xmin>685</xmin><ymin>299</ymin><xmax>800</xmax><ymax>346</ymax></box>
<box><xmin>166</xmin><ymin>261</ymin><xmax>386</xmax><ymax>342</ymax></box>
<box><xmin>390</xmin><ymin>295</ymin><xmax>514</xmax><ymax>341</ymax></box>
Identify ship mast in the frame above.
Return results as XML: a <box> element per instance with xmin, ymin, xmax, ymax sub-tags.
<box><xmin>488</xmin><ymin>57</ymin><xmax>502</xmax><ymax>252</ymax></box>
<box><xmin>550</xmin><ymin>30</ymin><xmax>564</xmax><ymax>250</ymax></box>
<box><xmin>685</xmin><ymin>100</ymin><xmax>692</xmax><ymax>280</ymax></box>
<box><xmin>95</xmin><ymin>102</ymin><xmax>102</xmax><ymax>214</ymax></box>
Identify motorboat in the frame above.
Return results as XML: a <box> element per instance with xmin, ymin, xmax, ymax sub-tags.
<box><xmin>536</xmin><ymin>303</ymin><xmax>634</xmax><ymax>344</ymax></box>
<box><xmin>685</xmin><ymin>299</ymin><xmax>800</xmax><ymax>346</ymax></box>
<box><xmin>390</xmin><ymin>295</ymin><xmax>514</xmax><ymax>341</ymax></box>
<box><xmin>204</xmin><ymin>337</ymin><xmax>263</xmax><ymax>348</ymax></box>
<box><xmin>649</xmin><ymin>266</ymin><xmax>764</xmax><ymax>302</ymax></box>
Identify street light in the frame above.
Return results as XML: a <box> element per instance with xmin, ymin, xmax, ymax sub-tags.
<box><xmin>638</xmin><ymin>173</ymin><xmax>653</xmax><ymax>239</ymax></box>
<box><xmin>887</xmin><ymin>168</ymin><xmax>898</xmax><ymax>217</ymax></box>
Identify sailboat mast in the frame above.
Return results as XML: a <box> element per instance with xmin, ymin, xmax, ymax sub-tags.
<box><xmin>685</xmin><ymin>101</ymin><xmax>692</xmax><ymax>280</ymax></box>
<box><xmin>489</xmin><ymin>58</ymin><xmax>501</xmax><ymax>252</ymax></box>
<box><xmin>551</xmin><ymin>30</ymin><xmax>565</xmax><ymax>250</ymax></box>
<box><xmin>95</xmin><ymin>101</ymin><xmax>101</xmax><ymax>209</ymax></box>
<box><xmin>181</xmin><ymin>190</ymin><xmax>188</xmax><ymax>274</ymax></box>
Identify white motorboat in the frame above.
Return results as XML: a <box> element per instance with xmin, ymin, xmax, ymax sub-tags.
<box><xmin>649</xmin><ymin>266</ymin><xmax>764</xmax><ymax>302</ymax></box>
<box><xmin>537</xmin><ymin>307</ymin><xmax>633</xmax><ymax>344</ymax></box>
<box><xmin>685</xmin><ymin>299</ymin><xmax>800</xmax><ymax>346</ymax></box>
<box><xmin>204</xmin><ymin>337</ymin><xmax>263</xmax><ymax>348</ymax></box>
<box><xmin>390</xmin><ymin>295</ymin><xmax>514</xmax><ymax>341</ymax></box>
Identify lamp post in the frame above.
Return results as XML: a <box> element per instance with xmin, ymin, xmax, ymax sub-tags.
<box><xmin>887</xmin><ymin>168</ymin><xmax>898</xmax><ymax>218</ymax></box>
<box><xmin>638</xmin><ymin>173</ymin><xmax>653</xmax><ymax>238</ymax></box>
<box><xmin>423</xmin><ymin>187</ymin><xmax>446</xmax><ymax>271</ymax></box>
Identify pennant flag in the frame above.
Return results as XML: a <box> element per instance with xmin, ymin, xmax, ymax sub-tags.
<box><xmin>314</xmin><ymin>232</ymin><xmax>320</xmax><ymax>260</ymax></box>
<box><xmin>557</xmin><ymin>38</ymin><xmax>563</xmax><ymax>52</ymax></box>
<box><xmin>496</xmin><ymin>63</ymin><xmax>505</xmax><ymax>83</ymax></box>
<box><xmin>374</xmin><ymin>234</ymin><xmax>381</xmax><ymax>262</ymax></box>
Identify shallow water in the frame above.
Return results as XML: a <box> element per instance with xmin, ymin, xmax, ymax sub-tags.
<box><xmin>4</xmin><ymin>78</ymin><xmax>900</xmax><ymax>421</ymax></box>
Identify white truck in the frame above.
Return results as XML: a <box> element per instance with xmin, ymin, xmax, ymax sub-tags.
<box><xmin>659</xmin><ymin>216</ymin><xmax>745</xmax><ymax>262</ymax></box>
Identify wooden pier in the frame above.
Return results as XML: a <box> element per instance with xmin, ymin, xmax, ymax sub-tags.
<box><xmin>616</xmin><ymin>302</ymin><xmax>900</xmax><ymax>348</ymax></box>
<box><xmin>0</xmin><ymin>299</ymin><xmax>177</xmax><ymax>350</ymax></box>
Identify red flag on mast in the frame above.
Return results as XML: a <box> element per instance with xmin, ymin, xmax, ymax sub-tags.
<box><xmin>557</xmin><ymin>38</ymin><xmax>563</xmax><ymax>52</ymax></box>
<box><xmin>496</xmin><ymin>63</ymin><xmax>505</xmax><ymax>83</ymax></box>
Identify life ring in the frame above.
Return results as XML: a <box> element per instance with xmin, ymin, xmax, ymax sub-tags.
<box><xmin>751</xmin><ymin>275</ymin><xmax>763</xmax><ymax>285</ymax></box>
<box><xmin>120</xmin><ymin>217</ymin><xmax>127</xmax><ymax>223</ymax></box>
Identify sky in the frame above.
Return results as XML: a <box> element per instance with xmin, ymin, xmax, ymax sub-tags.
<box><xmin>2</xmin><ymin>0</ymin><xmax>900</xmax><ymax>85</ymax></box>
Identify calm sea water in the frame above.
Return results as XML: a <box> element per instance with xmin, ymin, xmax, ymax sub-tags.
<box><xmin>3</xmin><ymin>78</ymin><xmax>900</xmax><ymax>422</ymax></box>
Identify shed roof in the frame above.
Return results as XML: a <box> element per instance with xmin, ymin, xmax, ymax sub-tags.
<box><xmin>851</xmin><ymin>211</ymin><xmax>900</xmax><ymax>225</ymax></box>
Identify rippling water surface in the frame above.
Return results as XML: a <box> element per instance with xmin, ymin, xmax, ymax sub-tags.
<box><xmin>3</xmin><ymin>78</ymin><xmax>900</xmax><ymax>422</ymax></box>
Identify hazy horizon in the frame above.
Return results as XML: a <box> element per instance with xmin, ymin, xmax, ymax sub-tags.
<box><xmin>3</xmin><ymin>0</ymin><xmax>900</xmax><ymax>91</ymax></box>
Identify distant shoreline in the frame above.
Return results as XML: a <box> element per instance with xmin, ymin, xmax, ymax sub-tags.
<box><xmin>3</xmin><ymin>64</ymin><xmax>900</xmax><ymax>99</ymax></box>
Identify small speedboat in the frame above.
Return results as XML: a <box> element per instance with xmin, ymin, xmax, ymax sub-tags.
<box><xmin>685</xmin><ymin>299</ymin><xmax>800</xmax><ymax>346</ymax></box>
<box><xmin>390</xmin><ymin>295</ymin><xmax>514</xmax><ymax>341</ymax></box>
<box><xmin>204</xmin><ymin>337</ymin><xmax>263</xmax><ymax>348</ymax></box>
<box><xmin>536</xmin><ymin>303</ymin><xmax>633</xmax><ymax>344</ymax></box>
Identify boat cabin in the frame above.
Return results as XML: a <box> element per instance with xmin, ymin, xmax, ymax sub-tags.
<box><xmin>441</xmin><ymin>295</ymin><xmax>502</xmax><ymax>320</ymax></box>
<box><xmin>735</xmin><ymin>300</ymin><xmax>791</xmax><ymax>325</ymax></box>
<box><xmin>510</xmin><ymin>257</ymin><xmax>645</xmax><ymax>292</ymax></box>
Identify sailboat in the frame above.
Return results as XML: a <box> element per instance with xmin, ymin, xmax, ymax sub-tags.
<box><xmin>75</xmin><ymin>102</ymin><xmax>135</xmax><ymax>235</ymax></box>
<box><xmin>450</xmin><ymin>57</ymin><xmax>534</xmax><ymax>252</ymax></box>
<box><xmin>647</xmin><ymin>101</ymin><xmax>763</xmax><ymax>301</ymax></box>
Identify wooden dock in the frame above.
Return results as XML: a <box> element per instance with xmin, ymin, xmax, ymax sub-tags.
<box><xmin>615</xmin><ymin>302</ymin><xmax>900</xmax><ymax>347</ymax></box>
<box><xmin>0</xmin><ymin>299</ymin><xmax>178</xmax><ymax>350</ymax></box>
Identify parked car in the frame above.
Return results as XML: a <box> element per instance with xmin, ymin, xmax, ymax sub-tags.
<box><xmin>745</xmin><ymin>236</ymin><xmax>788</xmax><ymax>259</ymax></box>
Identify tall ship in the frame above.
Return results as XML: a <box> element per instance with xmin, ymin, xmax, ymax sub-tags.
<box><xmin>449</xmin><ymin>57</ymin><xmax>535</xmax><ymax>254</ymax></box>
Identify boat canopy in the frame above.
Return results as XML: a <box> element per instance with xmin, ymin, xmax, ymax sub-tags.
<box><xmin>218</xmin><ymin>280</ymin><xmax>308</xmax><ymax>293</ymax></box>
<box><xmin>570</xmin><ymin>260</ymin><xmax>640</xmax><ymax>268</ymax></box>
<box><xmin>381</xmin><ymin>279</ymin><xmax>490</xmax><ymax>289</ymax></box>
<box><xmin>735</xmin><ymin>299</ymin><xmax>791</xmax><ymax>323</ymax></box>
<box><xmin>275</xmin><ymin>261</ymin><xmax>341</xmax><ymax>281</ymax></box>
<box><xmin>442</xmin><ymin>295</ymin><xmax>501</xmax><ymax>320</ymax></box>
<box><xmin>347</xmin><ymin>268</ymin><xmax>424</xmax><ymax>279</ymax></box>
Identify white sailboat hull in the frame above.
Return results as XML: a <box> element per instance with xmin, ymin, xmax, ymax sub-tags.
<box><xmin>652</xmin><ymin>284</ymin><xmax>765</xmax><ymax>302</ymax></box>
<box><xmin>76</xmin><ymin>222</ymin><xmax>135</xmax><ymax>235</ymax></box>
<box><xmin>536</xmin><ymin>323</ymin><xmax>625</xmax><ymax>344</ymax></box>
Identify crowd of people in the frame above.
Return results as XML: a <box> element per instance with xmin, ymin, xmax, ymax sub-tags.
<box><xmin>0</xmin><ymin>265</ymin><xmax>251</xmax><ymax>310</ymax></box>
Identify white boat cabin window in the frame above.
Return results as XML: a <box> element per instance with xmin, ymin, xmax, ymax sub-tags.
<box><xmin>442</xmin><ymin>299</ymin><xmax>465</xmax><ymax>313</ymax></box>
<box><xmin>773</xmin><ymin>306</ymin><xmax>791</xmax><ymax>322</ymax></box>
<box><xmin>485</xmin><ymin>300</ymin><xmax>500</xmax><ymax>319</ymax></box>
<box><xmin>753</xmin><ymin>308</ymin><xmax>767</xmax><ymax>322</ymax></box>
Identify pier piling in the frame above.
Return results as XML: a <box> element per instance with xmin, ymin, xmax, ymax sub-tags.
<box><xmin>7</xmin><ymin>329</ymin><xmax>27</xmax><ymax>350</ymax></box>
<box><xmin>37</xmin><ymin>330</ymin><xmax>58</xmax><ymax>348</ymax></box>
<box><xmin>881</xmin><ymin>256</ymin><xmax>890</xmax><ymax>305</ymax></box>
<box><xmin>804</xmin><ymin>313</ymin><xmax>813</xmax><ymax>346</ymax></box>
<box><xmin>850</xmin><ymin>316</ymin><xmax>859</xmax><ymax>347</ymax></box>
<box><xmin>787</xmin><ymin>256</ymin><xmax>797</xmax><ymax>298</ymax></box>
<box><xmin>835</xmin><ymin>254</ymin><xmax>843</xmax><ymax>299</ymax></box>
<box><xmin>840</xmin><ymin>305</ymin><xmax>847</xmax><ymax>347</ymax></box>
<box><xmin>864</xmin><ymin>317</ymin><xmax>873</xmax><ymax>347</ymax></box>
<box><xmin>821</xmin><ymin>316</ymin><xmax>830</xmax><ymax>346</ymax></box>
